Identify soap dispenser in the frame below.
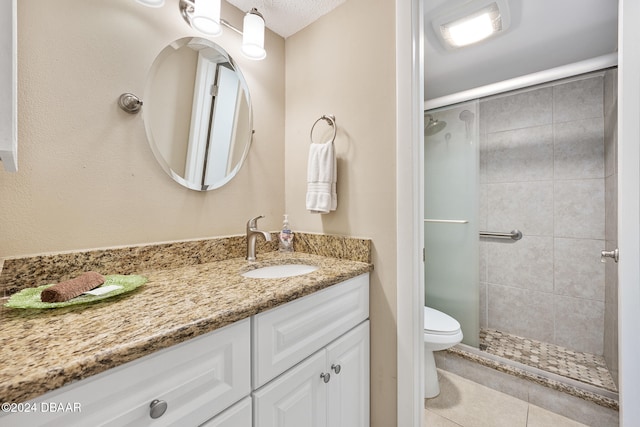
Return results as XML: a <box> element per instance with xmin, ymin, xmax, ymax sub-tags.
<box><xmin>279</xmin><ymin>214</ymin><xmax>294</xmax><ymax>252</ymax></box>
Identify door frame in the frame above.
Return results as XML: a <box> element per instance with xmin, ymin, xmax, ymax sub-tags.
<box><xmin>617</xmin><ymin>1</ymin><xmax>640</xmax><ymax>425</ymax></box>
<box><xmin>399</xmin><ymin>2</ymin><xmax>640</xmax><ymax>426</ymax></box>
<box><xmin>396</xmin><ymin>0</ymin><xmax>424</xmax><ymax>426</ymax></box>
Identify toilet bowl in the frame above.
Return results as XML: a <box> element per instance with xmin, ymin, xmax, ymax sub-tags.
<box><xmin>424</xmin><ymin>306</ymin><xmax>463</xmax><ymax>398</ymax></box>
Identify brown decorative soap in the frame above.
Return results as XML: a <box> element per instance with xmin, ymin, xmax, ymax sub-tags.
<box><xmin>40</xmin><ymin>272</ymin><xmax>105</xmax><ymax>303</ymax></box>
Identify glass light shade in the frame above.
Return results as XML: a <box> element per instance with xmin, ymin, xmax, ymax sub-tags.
<box><xmin>136</xmin><ymin>0</ymin><xmax>165</xmax><ymax>7</ymax></box>
<box><xmin>439</xmin><ymin>2</ymin><xmax>504</xmax><ymax>48</ymax></box>
<box><xmin>191</xmin><ymin>0</ymin><xmax>222</xmax><ymax>36</ymax></box>
<box><xmin>242</xmin><ymin>10</ymin><xmax>266</xmax><ymax>60</ymax></box>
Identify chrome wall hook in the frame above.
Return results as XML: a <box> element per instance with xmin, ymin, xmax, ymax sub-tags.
<box><xmin>118</xmin><ymin>93</ymin><xmax>143</xmax><ymax>114</ymax></box>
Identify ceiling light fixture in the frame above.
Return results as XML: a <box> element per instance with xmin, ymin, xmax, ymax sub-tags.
<box><xmin>179</xmin><ymin>0</ymin><xmax>267</xmax><ymax>61</ymax></box>
<box><xmin>432</xmin><ymin>0</ymin><xmax>510</xmax><ymax>49</ymax></box>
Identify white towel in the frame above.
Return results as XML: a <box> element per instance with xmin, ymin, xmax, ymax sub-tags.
<box><xmin>306</xmin><ymin>142</ymin><xmax>337</xmax><ymax>214</ymax></box>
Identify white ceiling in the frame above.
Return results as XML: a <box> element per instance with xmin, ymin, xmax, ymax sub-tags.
<box><xmin>225</xmin><ymin>0</ymin><xmax>618</xmax><ymax>100</ymax></box>
<box><xmin>226</xmin><ymin>0</ymin><xmax>346</xmax><ymax>38</ymax></box>
<box><xmin>424</xmin><ymin>0</ymin><xmax>618</xmax><ymax>100</ymax></box>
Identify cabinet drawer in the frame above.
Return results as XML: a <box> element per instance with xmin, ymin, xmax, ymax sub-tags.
<box><xmin>3</xmin><ymin>319</ymin><xmax>251</xmax><ymax>427</ymax></box>
<box><xmin>200</xmin><ymin>396</ymin><xmax>252</xmax><ymax>427</ymax></box>
<box><xmin>252</xmin><ymin>273</ymin><xmax>369</xmax><ymax>388</ymax></box>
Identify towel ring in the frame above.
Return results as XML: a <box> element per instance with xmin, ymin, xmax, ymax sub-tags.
<box><xmin>310</xmin><ymin>114</ymin><xmax>337</xmax><ymax>144</ymax></box>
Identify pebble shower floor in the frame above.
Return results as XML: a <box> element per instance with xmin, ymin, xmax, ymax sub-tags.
<box><xmin>479</xmin><ymin>328</ymin><xmax>617</xmax><ymax>393</ymax></box>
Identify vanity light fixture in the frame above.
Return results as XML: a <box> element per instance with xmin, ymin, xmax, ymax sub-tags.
<box><xmin>188</xmin><ymin>0</ymin><xmax>222</xmax><ymax>36</ymax></box>
<box><xmin>432</xmin><ymin>0</ymin><xmax>510</xmax><ymax>49</ymax></box>
<box><xmin>179</xmin><ymin>0</ymin><xmax>267</xmax><ymax>60</ymax></box>
<box><xmin>241</xmin><ymin>9</ymin><xmax>266</xmax><ymax>60</ymax></box>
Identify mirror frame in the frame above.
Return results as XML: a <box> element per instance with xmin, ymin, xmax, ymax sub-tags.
<box><xmin>143</xmin><ymin>37</ymin><xmax>254</xmax><ymax>191</ymax></box>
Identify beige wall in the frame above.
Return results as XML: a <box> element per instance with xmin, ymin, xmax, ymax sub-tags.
<box><xmin>285</xmin><ymin>0</ymin><xmax>398</xmax><ymax>424</ymax></box>
<box><xmin>0</xmin><ymin>0</ymin><xmax>285</xmax><ymax>257</ymax></box>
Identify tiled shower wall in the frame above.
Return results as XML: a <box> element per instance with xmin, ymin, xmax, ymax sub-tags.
<box><xmin>603</xmin><ymin>69</ymin><xmax>618</xmax><ymax>385</ymax></box>
<box><xmin>479</xmin><ymin>73</ymin><xmax>610</xmax><ymax>356</ymax></box>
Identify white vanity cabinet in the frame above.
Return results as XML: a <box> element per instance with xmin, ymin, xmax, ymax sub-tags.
<box><xmin>252</xmin><ymin>273</ymin><xmax>370</xmax><ymax>427</ymax></box>
<box><xmin>1</xmin><ymin>273</ymin><xmax>369</xmax><ymax>427</ymax></box>
<box><xmin>1</xmin><ymin>319</ymin><xmax>252</xmax><ymax>427</ymax></box>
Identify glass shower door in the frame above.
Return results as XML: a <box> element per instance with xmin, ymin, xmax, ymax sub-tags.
<box><xmin>424</xmin><ymin>100</ymin><xmax>479</xmax><ymax>347</ymax></box>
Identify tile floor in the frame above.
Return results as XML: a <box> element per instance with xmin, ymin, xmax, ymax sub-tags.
<box><xmin>425</xmin><ymin>370</ymin><xmax>589</xmax><ymax>427</ymax></box>
<box><xmin>479</xmin><ymin>328</ymin><xmax>617</xmax><ymax>392</ymax></box>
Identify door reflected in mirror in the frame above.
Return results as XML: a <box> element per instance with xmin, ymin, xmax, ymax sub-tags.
<box><xmin>144</xmin><ymin>37</ymin><xmax>253</xmax><ymax>191</ymax></box>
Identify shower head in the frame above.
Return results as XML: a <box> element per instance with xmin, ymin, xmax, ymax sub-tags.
<box><xmin>425</xmin><ymin>114</ymin><xmax>446</xmax><ymax>136</ymax></box>
<box><xmin>459</xmin><ymin>109</ymin><xmax>475</xmax><ymax>123</ymax></box>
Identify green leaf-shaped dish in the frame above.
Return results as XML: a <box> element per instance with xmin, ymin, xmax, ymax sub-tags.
<box><xmin>4</xmin><ymin>275</ymin><xmax>148</xmax><ymax>309</ymax></box>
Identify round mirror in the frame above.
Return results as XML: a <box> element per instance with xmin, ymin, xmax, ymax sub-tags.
<box><xmin>143</xmin><ymin>37</ymin><xmax>253</xmax><ymax>191</ymax></box>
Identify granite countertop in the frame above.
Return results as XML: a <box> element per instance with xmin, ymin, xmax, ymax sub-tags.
<box><xmin>0</xmin><ymin>251</ymin><xmax>372</xmax><ymax>403</ymax></box>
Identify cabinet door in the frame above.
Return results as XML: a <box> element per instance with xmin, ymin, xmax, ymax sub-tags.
<box><xmin>326</xmin><ymin>321</ymin><xmax>370</xmax><ymax>427</ymax></box>
<box><xmin>253</xmin><ymin>351</ymin><xmax>327</xmax><ymax>427</ymax></box>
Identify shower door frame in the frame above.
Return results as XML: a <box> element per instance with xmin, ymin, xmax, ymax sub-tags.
<box><xmin>616</xmin><ymin>1</ymin><xmax>640</xmax><ymax>424</ymax></box>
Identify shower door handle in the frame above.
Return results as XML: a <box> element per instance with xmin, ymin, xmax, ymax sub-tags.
<box><xmin>601</xmin><ymin>248</ymin><xmax>619</xmax><ymax>263</ymax></box>
<box><xmin>424</xmin><ymin>219</ymin><xmax>469</xmax><ymax>224</ymax></box>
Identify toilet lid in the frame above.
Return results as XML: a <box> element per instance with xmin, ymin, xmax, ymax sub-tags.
<box><xmin>424</xmin><ymin>306</ymin><xmax>461</xmax><ymax>333</ymax></box>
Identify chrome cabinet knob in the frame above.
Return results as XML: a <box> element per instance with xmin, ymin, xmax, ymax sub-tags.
<box><xmin>149</xmin><ymin>399</ymin><xmax>168</xmax><ymax>419</ymax></box>
<box><xmin>331</xmin><ymin>364</ymin><xmax>341</xmax><ymax>374</ymax></box>
<box><xmin>320</xmin><ymin>372</ymin><xmax>331</xmax><ymax>383</ymax></box>
<box><xmin>601</xmin><ymin>248</ymin><xmax>619</xmax><ymax>263</ymax></box>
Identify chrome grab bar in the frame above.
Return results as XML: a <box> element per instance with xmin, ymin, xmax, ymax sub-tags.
<box><xmin>480</xmin><ymin>229</ymin><xmax>523</xmax><ymax>241</ymax></box>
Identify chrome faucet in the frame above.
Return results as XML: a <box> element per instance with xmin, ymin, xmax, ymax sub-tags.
<box><xmin>246</xmin><ymin>215</ymin><xmax>272</xmax><ymax>261</ymax></box>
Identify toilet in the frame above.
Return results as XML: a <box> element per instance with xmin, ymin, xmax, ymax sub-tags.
<box><xmin>424</xmin><ymin>306</ymin><xmax>463</xmax><ymax>398</ymax></box>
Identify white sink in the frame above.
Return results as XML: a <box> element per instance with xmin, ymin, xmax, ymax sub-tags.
<box><xmin>242</xmin><ymin>264</ymin><xmax>319</xmax><ymax>279</ymax></box>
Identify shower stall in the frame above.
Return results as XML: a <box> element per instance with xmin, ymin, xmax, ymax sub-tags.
<box><xmin>424</xmin><ymin>69</ymin><xmax>619</xmax><ymax>396</ymax></box>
